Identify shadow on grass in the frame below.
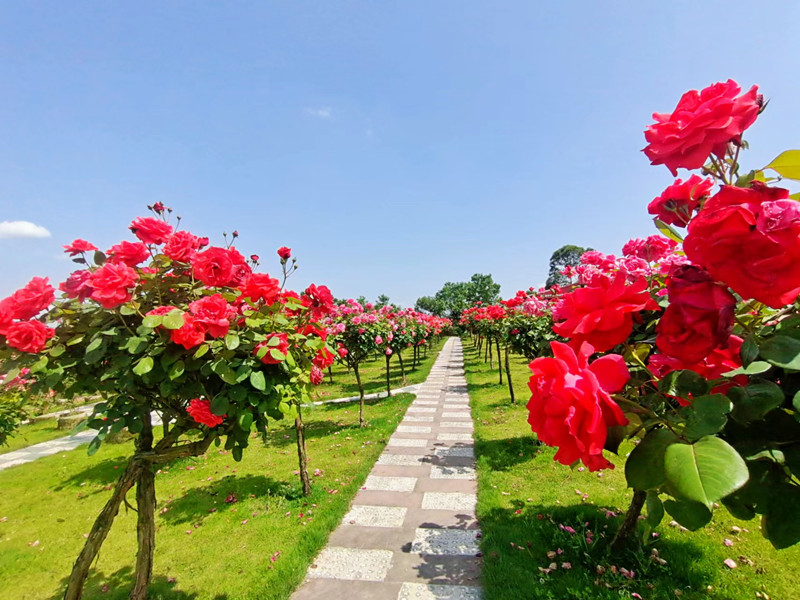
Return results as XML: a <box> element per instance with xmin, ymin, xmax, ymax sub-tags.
<box><xmin>474</xmin><ymin>436</ymin><xmax>542</xmax><ymax>471</ymax></box>
<box><xmin>53</xmin><ymin>457</ymin><xmax>128</xmax><ymax>492</ymax></box>
<box><xmin>52</xmin><ymin>567</ymin><xmax>230</xmax><ymax>600</ymax></box>
<box><xmin>159</xmin><ymin>474</ymin><xmax>301</xmax><ymax>525</ymax></box>
<box><xmin>479</xmin><ymin>503</ymin><xmax>735</xmax><ymax>600</ymax></box>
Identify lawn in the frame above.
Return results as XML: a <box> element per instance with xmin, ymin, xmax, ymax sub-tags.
<box><xmin>0</xmin><ymin>419</ymin><xmax>64</xmax><ymax>455</ymax></box>
<box><xmin>462</xmin><ymin>336</ymin><xmax>798</xmax><ymax>600</ymax></box>
<box><xmin>0</xmin><ymin>393</ymin><xmax>415</xmax><ymax>600</ymax></box>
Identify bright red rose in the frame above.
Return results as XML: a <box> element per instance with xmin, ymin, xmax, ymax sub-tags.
<box><xmin>0</xmin><ymin>298</ymin><xmax>14</xmax><ymax>335</ymax></box>
<box><xmin>313</xmin><ymin>347</ymin><xmax>335</xmax><ymax>369</ymax></box>
<box><xmin>684</xmin><ymin>183</ymin><xmax>800</xmax><ymax>308</ymax></box>
<box><xmin>255</xmin><ymin>333</ymin><xmax>289</xmax><ymax>365</ymax></box>
<box><xmin>170</xmin><ymin>314</ymin><xmax>206</xmax><ymax>349</ymax></box>
<box><xmin>4</xmin><ymin>320</ymin><xmax>55</xmax><ymax>353</ymax></box>
<box><xmin>648</xmin><ymin>175</ymin><xmax>714</xmax><ymax>227</ymax></box>
<box><xmin>186</xmin><ymin>398</ymin><xmax>224</xmax><ymax>428</ymax></box>
<box><xmin>228</xmin><ymin>247</ymin><xmax>252</xmax><ymax>287</ymax></box>
<box><xmin>63</xmin><ymin>239</ymin><xmax>98</xmax><ymax>256</ymax></box>
<box><xmin>163</xmin><ymin>230</ymin><xmax>204</xmax><ymax>263</ymax></box>
<box><xmin>89</xmin><ymin>263</ymin><xmax>138</xmax><ymax>309</ymax></box>
<box><xmin>277</xmin><ymin>246</ymin><xmax>291</xmax><ymax>260</ymax></box>
<box><xmin>297</xmin><ymin>323</ymin><xmax>327</xmax><ymax>340</ymax></box>
<box><xmin>129</xmin><ymin>216</ymin><xmax>173</xmax><ymax>245</ymax></box>
<box><xmin>10</xmin><ymin>277</ymin><xmax>55</xmax><ymax>320</ymax></box>
<box><xmin>59</xmin><ymin>270</ymin><xmax>94</xmax><ymax>302</ymax></box>
<box><xmin>239</xmin><ymin>273</ymin><xmax>280</xmax><ymax>304</ymax></box>
<box><xmin>189</xmin><ymin>294</ymin><xmax>235</xmax><ymax>338</ymax></box>
<box><xmin>302</xmin><ymin>284</ymin><xmax>334</xmax><ymax>320</ymax></box>
<box><xmin>644</xmin><ymin>80</ymin><xmax>761</xmax><ymax>175</ymax></box>
<box><xmin>192</xmin><ymin>247</ymin><xmax>235</xmax><ymax>287</ymax></box>
<box><xmin>107</xmin><ymin>241</ymin><xmax>150</xmax><ymax>267</ymax></box>
<box><xmin>656</xmin><ymin>265</ymin><xmax>736</xmax><ymax>363</ymax></box>
<box><xmin>527</xmin><ymin>341</ymin><xmax>629</xmax><ymax>471</ymax></box>
<box><xmin>553</xmin><ymin>273</ymin><xmax>658</xmax><ymax>352</ymax></box>
<box><xmin>310</xmin><ymin>366</ymin><xmax>324</xmax><ymax>385</ymax></box>
<box><xmin>146</xmin><ymin>305</ymin><xmax>178</xmax><ymax>317</ymax></box>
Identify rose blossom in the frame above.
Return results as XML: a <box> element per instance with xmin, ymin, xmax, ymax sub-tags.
<box><xmin>656</xmin><ymin>265</ymin><xmax>736</xmax><ymax>363</ymax></box>
<box><xmin>648</xmin><ymin>175</ymin><xmax>714</xmax><ymax>227</ymax></box>
<box><xmin>0</xmin><ymin>298</ymin><xmax>14</xmax><ymax>335</ymax></box>
<box><xmin>227</xmin><ymin>247</ymin><xmax>252</xmax><ymax>286</ymax></box>
<box><xmin>527</xmin><ymin>341</ymin><xmax>629</xmax><ymax>471</ymax></box>
<box><xmin>255</xmin><ymin>333</ymin><xmax>289</xmax><ymax>365</ymax></box>
<box><xmin>63</xmin><ymin>239</ymin><xmax>98</xmax><ymax>256</ymax></box>
<box><xmin>187</xmin><ymin>398</ymin><xmax>224</xmax><ymax>428</ymax></box>
<box><xmin>313</xmin><ymin>347</ymin><xmax>335</xmax><ymax>369</ymax></box>
<box><xmin>163</xmin><ymin>230</ymin><xmax>204</xmax><ymax>263</ymax></box>
<box><xmin>4</xmin><ymin>320</ymin><xmax>55</xmax><ymax>353</ymax></box>
<box><xmin>553</xmin><ymin>273</ymin><xmax>658</xmax><ymax>352</ymax></box>
<box><xmin>303</xmin><ymin>284</ymin><xmax>335</xmax><ymax>319</ymax></box>
<box><xmin>89</xmin><ymin>263</ymin><xmax>138</xmax><ymax>309</ymax></box>
<box><xmin>170</xmin><ymin>314</ymin><xmax>206</xmax><ymax>349</ymax></box>
<box><xmin>684</xmin><ymin>182</ymin><xmax>800</xmax><ymax>308</ymax></box>
<box><xmin>192</xmin><ymin>247</ymin><xmax>235</xmax><ymax>287</ymax></box>
<box><xmin>643</xmin><ymin>79</ymin><xmax>761</xmax><ymax>175</ymax></box>
<box><xmin>239</xmin><ymin>273</ymin><xmax>280</xmax><ymax>305</ymax></box>
<box><xmin>9</xmin><ymin>277</ymin><xmax>55</xmax><ymax>320</ymax></box>
<box><xmin>189</xmin><ymin>294</ymin><xmax>235</xmax><ymax>338</ymax></box>
<box><xmin>277</xmin><ymin>246</ymin><xmax>291</xmax><ymax>260</ymax></box>
<box><xmin>59</xmin><ymin>270</ymin><xmax>94</xmax><ymax>302</ymax></box>
<box><xmin>107</xmin><ymin>241</ymin><xmax>150</xmax><ymax>267</ymax></box>
<box><xmin>621</xmin><ymin>235</ymin><xmax>677</xmax><ymax>262</ymax></box>
<box><xmin>310</xmin><ymin>366</ymin><xmax>324</xmax><ymax>385</ymax></box>
<box><xmin>129</xmin><ymin>216</ymin><xmax>173</xmax><ymax>245</ymax></box>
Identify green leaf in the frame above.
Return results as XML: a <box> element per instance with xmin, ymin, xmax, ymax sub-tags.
<box><xmin>653</xmin><ymin>219</ymin><xmax>685</xmax><ymax>243</ymax></box>
<box><xmin>193</xmin><ymin>344</ymin><xmax>210</xmax><ymax>359</ymax></box>
<box><xmin>762</xmin><ymin>484</ymin><xmax>800</xmax><ymax>549</ymax></box>
<box><xmin>162</xmin><ymin>309</ymin><xmax>186</xmax><ymax>330</ymax></box>
<box><xmin>237</xmin><ymin>411</ymin><xmax>253</xmax><ymax>431</ymax></box>
<box><xmin>49</xmin><ymin>344</ymin><xmax>65</xmax><ymax>358</ymax></box>
<box><xmin>29</xmin><ymin>355</ymin><xmax>49</xmax><ymax>374</ymax></box>
<box><xmin>764</xmin><ymin>149</ymin><xmax>800</xmax><ymax>181</ymax></box>
<box><xmin>625</xmin><ymin>429</ymin><xmax>679</xmax><ymax>491</ymax></box>
<box><xmin>66</xmin><ymin>335</ymin><xmax>84</xmax><ymax>346</ymax></box>
<box><xmin>663</xmin><ymin>436</ymin><xmax>749</xmax><ymax>508</ymax></box>
<box><xmin>133</xmin><ymin>356</ymin><xmax>154</xmax><ymax>376</ymax></box>
<box><xmin>225</xmin><ymin>333</ymin><xmax>240</xmax><ymax>350</ymax></box>
<box><xmin>658</xmin><ymin>369</ymin><xmax>709</xmax><ymax>399</ymax></box>
<box><xmin>269</xmin><ymin>349</ymin><xmax>286</xmax><ymax>362</ymax></box>
<box><xmin>85</xmin><ymin>338</ymin><xmax>103</xmax><ymax>354</ymax></box>
<box><xmin>724</xmin><ymin>361</ymin><xmax>772</xmax><ymax>376</ymax></box>
<box><xmin>119</xmin><ymin>305</ymin><xmax>137</xmax><ymax>316</ymax></box>
<box><xmin>87</xmin><ymin>436</ymin><xmax>102</xmax><ymax>456</ymax></box>
<box><xmin>210</xmin><ymin>395</ymin><xmax>230</xmax><ymax>416</ymax></box>
<box><xmin>141</xmin><ymin>315</ymin><xmax>163</xmax><ymax>329</ymax></box>
<box><xmin>760</xmin><ymin>335</ymin><xmax>800</xmax><ymax>370</ymax></box>
<box><xmin>741</xmin><ymin>335</ymin><xmax>759</xmax><ymax>367</ymax></box>
<box><xmin>646</xmin><ymin>491</ymin><xmax>664</xmax><ymax>528</ymax></box>
<box><xmin>728</xmin><ymin>380</ymin><xmax>785</xmax><ymax>424</ymax></box>
<box><xmin>682</xmin><ymin>394</ymin><xmax>731</xmax><ymax>440</ymax></box>
<box><xmin>168</xmin><ymin>360</ymin><xmax>185</xmax><ymax>381</ymax></box>
<box><xmin>3</xmin><ymin>368</ymin><xmax>20</xmax><ymax>382</ymax></box>
<box><xmin>232</xmin><ymin>446</ymin><xmax>243</xmax><ymax>462</ymax></box>
<box><xmin>663</xmin><ymin>499</ymin><xmax>712</xmax><ymax>531</ymax></box>
<box><xmin>250</xmin><ymin>370</ymin><xmax>266</xmax><ymax>391</ymax></box>
<box><xmin>125</xmin><ymin>337</ymin><xmax>149</xmax><ymax>355</ymax></box>
<box><xmin>93</xmin><ymin>250</ymin><xmax>107</xmax><ymax>266</ymax></box>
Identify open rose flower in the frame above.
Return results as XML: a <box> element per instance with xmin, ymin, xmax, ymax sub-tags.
<box><xmin>163</xmin><ymin>231</ymin><xmax>204</xmax><ymax>263</ymax></box>
<box><xmin>239</xmin><ymin>273</ymin><xmax>280</xmax><ymax>305</ymax></box>
<box><xmin>527</xmin><ymin>341</ymin><xmax>629</xmax><ymax>471</ymax></box>
<box><xmin>227</xmin><ymin>247</ymin><xmax>252</xmax><ymax>286</ymax></box>
<box><xmin>684</xmin><ymin>182</ymin><xmax>800</xmax><ymax>308</ymax></box>
<box><xmin>9</xmin><ymin>277</ymin><xmax>55</xmax><ymax>320</ymax></box>
<box><xmin>648</xmin><ymin>175</ymin><xmax>714</xmax><ymax>227</ymax></box>
<box><xmin>63</xmin><ymin>239</ymin><xmax>98</xmax><ymax>256</ymax></box>
<box><xmin>89</xmin><ymin>263</ymin><xmax>138</xmax><ymax>309</ymax></box>
<box><xmin>189</xmin><ymin>294</ymin><xmax>235</xmax><ymax>338</ymax></box>
<box><xmin>4</xmin><ymin>320</ymin><xmax>55</xmax><ymax>353</ymax></box>
<box><xmin>192</xmin><ymin>247</ymin><xmax>235</xmax><ymax>287</ymax></box>
<box><xmin>186</xmin><ymin>398</ymin><xmax>224</xmax><ymax>428</ymax></box>
<box><xmin>170</xmin><ymin>313</ymin><xmax>206</xmax><ymax>349</ymax></box>
<box><xmin>129</xmin><ymin>217</ymin><xmax>173</xmax><ymax>245</ymax></box>
<box><xmin>59</xmin><ymin>270</ymin><xmax>94</xmax><ymax>302</ymax></box>
<box><xmin>644</xmin><ymin>79</ymin><xmax>761</xmax><ymax>175</ymax></box>
<box><xmin>107</xmin><ymin>240</ymin><xmax>150</xmax><ymax>267</ymax></box>
<box><xmin>0</xmin><ymin>298</ymin><xmax>15</xmax><ymax>335</ymax></box>
<box><xmin>553</xmin><ymin>273</ymin><xmax>658</xmax><ymax>352</ymax></box>
<box><xmin>621</xmin><ymin>235</ymin><xmax>677</xmax><ymax>263</ymax></box>
<box><xmin>302</xmin><ymin>284</ymin><xmax>334</xmax><ymax>320</ymax></box>
<box><xmin>656</xmin><ymin>265</ymin><xmax>736</xmax><ymax>363</ymax></box>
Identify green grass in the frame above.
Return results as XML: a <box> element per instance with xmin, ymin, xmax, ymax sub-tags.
<box><xmin>312</xmin><ymin>337</ymin><xmax>444</xmax><ymax>401</ymax></box>
<box><xmin>0</xmin><ymin>419</ymin><xmax>69</xmax><ymax>455</ymax></box>
<box><xmin>462</xmin><ymin>337</ymin><xmax>798</xmax><ymax>600</ymax></box>
<box><xmin>0</xmin><ymin>393</ymin><xmax>415</xmax><ymax>600</ymax></box>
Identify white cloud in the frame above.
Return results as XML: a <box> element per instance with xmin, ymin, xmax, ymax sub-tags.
<box><xmin>305</xmin><ymin>107</ymin><xmax>332</xmax><ymax>119</ymax></box>
<box><xmin>0</xmin><ymin>220</ymin><xmax>51</xmax><ymax>239</ymax></box>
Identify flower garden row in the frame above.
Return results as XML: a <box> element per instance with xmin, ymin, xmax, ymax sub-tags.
<box><xmin>0</xmin><ymin>205</ymin><xmax>448</xmax><ymax>599</ymax></box>
<box><xmin>460</xmin><ymin>79</ymin><xmax>800</xmax><ymax>553</ymax></box>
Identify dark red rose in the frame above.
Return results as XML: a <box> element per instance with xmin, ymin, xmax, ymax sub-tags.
<box><xmin>107</xmin><ymin>241</ymin><xmax>150</xmax><ymax>267</ymax></box>
<box><xmin>59</xmin><ymin>270</ymin><xmax>94</xmax><ymax>302</ymax></box>
<box><xmin>644</xmin><ymin>80</ymin><xmax>761</xmax><ymax>175</ymax></box>
<box><xmin>10</xmin><ymin>277</ymin><xmax>55</xmax><ymax>320</ymax></box>
<box><xmin>684</xmin><ymin>182</ymin><xmax>800</xmax><ymax>308</ymax></box>
<box><xmin>648</xmin><ymin>175</ymin><xmax>714</xmax><ymax>227</ymax></box>
<box><xmin>89</xmin><ymin>263</ymin><xmax>138</xmax><ymax>309</ymax></box>
<box><xmin>4</xmin><ymin>320</ymin><xmax>55</xmax><ymax>353</ymax></box>
<box><xmin>277</xmin><ymin>246</ymin><xmax>291</xmax><ymax>260</ymax></box>
<box><xmin>527</xmin><ymin>341</ymin><xmax>629</xmax><ymax>471</ymax></box>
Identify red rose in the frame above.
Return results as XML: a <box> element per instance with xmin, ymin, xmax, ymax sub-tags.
<box><xmin>644</xmin><ymin>80</ymin><xmax>761</xmax><ymax>175</ymax></box>
<box><xmin>59</xmin><ymin>270</ymin><xmax>94</xmax><ymax>302</ymax></box>
<box><xmin>553</xmin><ymin>273</ymin><xmax>658</xmax><ymax>352</ymax></box>
<box><xmin>0</xmin><ymin>298</ymin><xmax>14</xmax><ymax>335</ymax></box>
<box><xmin>63</xmin><ymin>239</ymin><xmax>98</xmax><ymax>256</ymax></box>
<box><xmin>310</xmin><ymin>366</ymin><xmax>324</xmax><ymax>385</ymax></box>
<box><xmin>89</xmin><ymin>263</ymin><xmax>139</xmax><ymax>309</ymax></box>
<box><xmin>239</xmin><ymin>273</ymin><xmax>280</xmax><ymax>305</ymax></box>
<box><xmin>254</xmin><ymin>333</ymin><xmax>289</xmax><ymax>364</ymax></box>
<box><xmin>189</xmin><ymin>294</ymin><xmax>235</xmax><ymax>338</ymax></box>
<box><xmin>227</xmin><ymin>247</ymin><xmax>252</xmax><ymax>287</ymax></box>
<box><xmin>186</xmin><ymin>398</ymin><xmax>224</xmax><ymax>428</ymax></box>
<box><xmin>277</xmin><ymin>246</ymin><xmax>291</xmax><ymax>260</ymax></box>
<box><xmin>10</xmin><ymin>277</ymin><xmax>55</xmax><ymax>320</ymax></box>
<box><xmin>302</xmin><ymin>284</ymin><xmax>334</xmax><ymax>320</ymax></box>
<box><xmin>313</xmin><ymin>347</ymin><xmax>335</xmax><ymax>369</ymax></box>
<box><xmin>164</xmin><ymin>231</ymin><xmax>204</xmax><ymax>263</ymax></box>
<box><xmin>4</xmin><ymin>320</ymin><xmax>55</xmax><ymax>353</ymax></box>
<box><xmin>192</xmin><ymin>247</ymin><xmax>235</xmax><ymax>287</ymax></box>
<box><xmin>129</xmin><ymin>217</ymin><xmax>173</xmax><ymax>245</ymax></box>
<box><xmin>107</xmin><ymin>241</ymin><xmax>150</xmax><ymax>267</ymax></box>
<box><xmin>297</xmin><ymin>323</ymin><xmax>327</xmax><ymax>341</ymax></box>
<box><xmin>648</xmin><ymin>175</ymin><xmax>714</xmax><ymax>227</ymax></box>
<box><xmin>684</xmin><ymin>183</ymin><xmax>800</xmax><ymax>308</ymax></box>
<box><xmin>656</xmin><ymin>265</ymin><xmax>736</xmax><ymax>363</ymax></box>
<box><xmin>527</xmin><ymin>341</ymin><xmax>629</xmax><ymax>471</ymax></box>
<box><xmin>170</xmin><ymin>314</ymin><xmax>206</xmax><ymax>349</ymax></box>
<box><xmin>621</xmin><ymin>235</ymin><xmax>677</xmax><ymax>262</ymax></box>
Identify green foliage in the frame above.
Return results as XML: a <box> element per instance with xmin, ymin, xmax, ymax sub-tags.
<box><xmin>415</xmin><ymin>273</ymin><xmax>501</xmax><ymax>320</ymax></box>
<box><xmin>545</xmin><ymin>244</ymin><xmax>590</xmax><ymax>288</ymax></box>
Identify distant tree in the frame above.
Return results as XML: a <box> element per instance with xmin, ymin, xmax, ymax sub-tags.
<box><xmin>545</xmin><ymin>244</ymin><xmax>591</xmax><ymax>288</ymax></box>
<box><xmin>355</xmin><ymin>295</ymin><xmax>367</xmax><ymax>307</ymax></box>
<box><xmin>415</xmin><ymin>274</ymin><xmax>501</xmax><ymax>321</ymax></box>
<box><xmin>375</xmin><ymin>294</ymin><xmax>391</xmax><ymax>308</ymax></box>
<box><xmin>415</xmin><ymin>295</ymin><xmax>441</xmax><ymax>315</ymax></box>
<box><xmin>465</xmin><ymin>273</ymin><xmax>501</xmax><ymax>305</ymax></box>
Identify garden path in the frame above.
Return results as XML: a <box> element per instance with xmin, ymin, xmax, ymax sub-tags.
<box><xmin>292</xmin><ymin>337</ymin><xmax>482</xmax><ymax>600</ymax></box>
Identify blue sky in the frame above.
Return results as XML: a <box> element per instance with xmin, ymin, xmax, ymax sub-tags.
<box><xmin>2</xmin><ymin>1</ymin><xmax>799</xmax><ymax>307</ymax></box>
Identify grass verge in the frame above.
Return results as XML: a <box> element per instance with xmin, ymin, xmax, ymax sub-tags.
<box><xmin>462</xmin><ymin>337</ymin><xmax>799</xmax><ymax>600</ymax></box>
<box><xmin>0</xmin><ymin>419</ymin><xmax>69</xmax><ymax>455</ymax></box>
<box><xmin>0</xmin><ymin>393</ymin><xmax>414</xmax><ymax>599</ymax></box>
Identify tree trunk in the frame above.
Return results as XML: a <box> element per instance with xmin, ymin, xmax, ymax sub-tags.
<box><xmin>398</xmin><ymin>350</ymin><xmax>406</xmax><ymax>384</ymax></box>
<box><xmin>327</xmin><ymin>366</ymin><xmax>334</xmax><ymax>383</ymax></box>
<box><xmin>131</xmin><ymin>412</ymin><xmax>156</xmax><ymax>600</ymax></box>
<box><xmin>64</xmin><ymin>458</ymin><xmax>143</xmax><ymax>600</ymax></box>
<box><xmin>385</xmin><ymin>354</ymin><xmax>392</xmax><ymax>397</ymax></box>
<box><xmin>496</xmin><ymin>339</ymin><xmax>503</xmax><ymax>385</ymax></box>
<box><xmin>294</xmin><ymin>406</ymin><xmax>312</xmax><ymax>496</ymax></box>
<box><xmin>354</xmin><ymin>363</ymin><xmax>366</xmax><ymax>427</ymax></box>
<box><xmin>488</xmin><ymin>337</ymin><xmax>493</xmax><ymax>368</ymax></box>
<box><xmin>504</xmin><ymin>344</ymin><xmax>515</xmax><ymax>404</ymax></box>
<box><xmin>610</xmin><ymin>489</ymin><xmax>647</xmax><ymax>552</ymax></box>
